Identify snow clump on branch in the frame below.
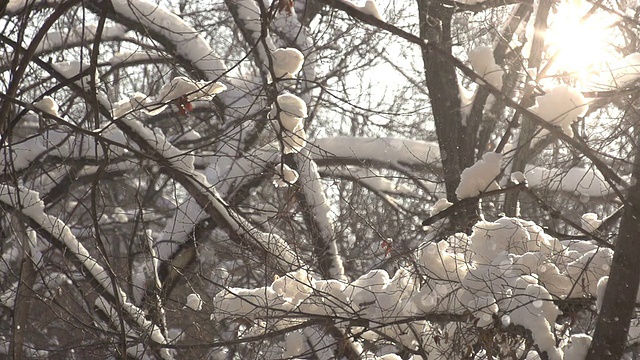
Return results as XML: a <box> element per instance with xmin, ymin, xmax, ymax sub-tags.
<box><xmin>268</xmin><ymin>93</ymin><xmax>308</xmax><ymax>153</ymax></box>
<box><xmin>469</xmin><ymin>46</ymin><xmax>504</xmax><ymax>90</ymax></box>
<box><xmin>33</xmin><ymin>96</ymin><xmax>60</xmax><ymax>117</ymax></box>
<box><xmin>456</xmin><ymin>151</ymin><xmax>503</xmax><ymax>199</ymax></box>
<box><xmin>342</xmin><ymin>0</ymin><xmax>384</xmax><ymax>20</ymax></box>
<box><xmin>273</xmin><ymin>163</ymin><xmax>299</xmax><ymax>187</ymax></box>
<box><xmin>111</xmin><ymin>76</ymin><xmax>226</xmax><ymax>118</ymax></box>
<box><xmin>271</xmin><ymin>48</ymin><xmax>304</xmax><ymax>79</ymax></box>
<box><xmin>186</xmin><ymin>293</ymin><xmax>203</xmax><ymax>311</ymax></box>
<box><xmin>529</xmin><ymin>85</ymin><xmax>588</xmax><ymax>138</ymax></box>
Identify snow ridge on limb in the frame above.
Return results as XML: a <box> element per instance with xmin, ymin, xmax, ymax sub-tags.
<box><xmin>85</xmin><ymin>0</ymin><xmax>225</xmax><ymax>81</ymax></box>
<box><xmin>112</xmin><ymin>114</ymin><xmax>303</xmax><ymax>271</ymax></box>
<box><xmin>226</xmin><ymin>0</ymin><xmax>276</xmax><ymax>68</ymax></box>
<box><xmin>0</xmin><ymin>185</ymin><xmax>173</xmax><ymax>357</ymax></box>
<box><xmin>456</xmin><ymin>152</ymin><xmax>503</xmax><ymax>199</ymax></box>
<box><xmin>293</xmin><ymin>150</ymin><xmax>346</xmax><ymax>280</ymax></box>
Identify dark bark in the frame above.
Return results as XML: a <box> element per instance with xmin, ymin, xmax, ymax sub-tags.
<box><xmin>587</xmin><ymin>130</ymin><xmax>640</xmax><ymax>359</ymax></box>
<box><xmin>417</xmin><ymin>0</ymin><xmax>477</xmax><ymax>230</ymax></box>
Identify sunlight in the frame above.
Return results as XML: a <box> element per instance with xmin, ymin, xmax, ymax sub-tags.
<box><xmin>544</xmin><ymin>0</ymin><xmax>620</xmax><ymax>82</ymax></box>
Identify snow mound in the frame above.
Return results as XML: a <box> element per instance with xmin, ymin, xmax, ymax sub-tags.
<box><xmin>186</xmin><ymin>293</ymin><xmax>203</xmax><ymax>311</ymax></box>
<box><xmin>272</xmin><ymin>48</ymin><xmax>304</xmax><ymax>79</ymax></box>
<box><xmin>269</xmin><ymin>94</ymin><xmax>308</xmax><ymax>153</ymax></box>
<box><xmin>456</xmin><ymin>152</ymin><xmax>503</xmax><ymax>199</ymax></box>
<box><xmin>469</xmin><ymin>46</ymin><xmax>504</xmax><ymax>89</ymax></box>
<box><xmin>362</xmin><ymin>0</ymin><xmax>383</xmax><ymax>20</ymax></box>
<box><xmin>273</xmin><ymin>163</ymin><xmax>299</xmax><ymax>187</ymax></box>
<box><xmin>33</xmin><ymin>97</ymin><xmax>59</xmax><ymax>117</ymax></box>
<box><xmin>530</xmin><ymin>85</ymin><xmax>588</xmax><ymax>138</ymax></box>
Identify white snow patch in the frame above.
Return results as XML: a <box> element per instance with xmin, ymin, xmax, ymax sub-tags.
<box><xmin>456</xmin><ymin>152</ymin><xmax>503</xmax><ymax>199</ymax></box>
<box><xmin>510</xmin><ymin>171</ymin><xmax>527</xmax><ymax>185</ymax></box>
<box><xmin>186</xmin><ymin>293</ymin><xmax>203</xmax><ymax>311</ymax></box>
<box><xmin>273</xmin><ymin>163</ymin><xmax>299</xmax><ymax>187</ymax></box>
<box><xmin>529</xmin><ymin>85</ymin><xmax>588</xmax><ymax>138</ymax></box>
<box><xmin>268</xmin><ymin>93</ymin><xmax>307</xmax><ymax>132</ymax></box>
<box><xmin>469</xmin><ymin>46</ymin><xmax>504</xmax><ymax>90</ymax></box>
<box><xmin>109</xmin><ymin>0</ymin><xmax>226</xmax><ymax>80</ymax></box>
<box><xmin>52</xmin><ymin>61</ymin><xmax>99</xmax><ymax>90</ymax></box>
<box><xmin>362</xmin><ymin>0</ymin><xmax>383</xmax><ymax>20</ymax></box>
<box><xmin>33</xmin><ymin>97</ymin><xmax>59</xmax><ymax>117</ymax></box>
<box><xmin>563</xmin><ymin>334</ymin><xmax>592</xmax><ymax>360</ymax></box>
<box><xmin>271</xmin><ymin>48</ymin><xmax>304</xmax><ymax>79</ymax></box>
<box><xmin>581</xmin><ymin>213</ymin><xmax>602</xmax><ymax>231</ymax></box>
<box><xmin>430</xmin><ymin>198</ymin><xmax>452</xmax><ymax>216</ymax></box>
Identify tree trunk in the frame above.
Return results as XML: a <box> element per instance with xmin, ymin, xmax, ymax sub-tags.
<box><xmin>417</xmin><ymin>0</ymin><xmax>477</xmax><ymax>230</ymax></box>
<box><xmin>587</xmin><ymin>129</ymin><xmax>640</xmax><ymax>359</ymax></box>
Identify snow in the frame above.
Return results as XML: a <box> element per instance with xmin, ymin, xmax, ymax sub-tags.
<box><xmin>186</xmin><ymin>293</ymin><xmax>203</xmax><ymax>311</ymax></box>
<box><xmin>510</xmin><ymin>171</ymin><xmax>527</xmax><ymax>185</ymax></box>
<box><xmin>340</xmin><ymin>0</ymin><xmax>384</xmax><ymax>20</ymax></box>
<box><xmin>416</xmin><ymin>239</ymin><xmax>468</xmax><ymax>281</ymax></box>
<box><xmin>310</xmin><ymin>137</ymin><xmax>619</xmax><ymax>198</ymax></box>
<box><xmin>506</xmin><ymin>279</ymin><xmax>563</xmax><ymax>360</ymax></box>
<box><xmin>269</xmin><ymin>93</ymin><xmax>307</xmax><ymax>132</ymax></box>
<box><xmin>469</xmin><ymin>46</ymin><xmax>504</xmax><ymax>90</ymax></box>
<box><xmin>111</xmin><ymin>78</ymin><xmax>226</xmax><ymax>118</ymax></box>
<box><xmin>269</xmin><ymin>94</ymin><xmax>308</xmax><ymax>154</ymax></box>
<box><xmin>456</xmin><ymin>152</ymin><xmax>503</xmax><ymax>199</ymax></box>
<box><xmin>112</xmin><ymin>207</ymin><xmax>129</xmax><ymax>223</ymax></box>
<box><xmin>282</xmin><ymin>126</ymin><xmax>307</xmax><ymax>154</ymax></box>
<box><xmin>109</xmin><ymin>0</ymin><xmax>226</xmax><ymax>80</ymax></box>
<box><xmin>283</xmin><ymin>331</ymin><xmax>306</xmax><ymax>358</ymax></box>
<box><xmin>295</xmin><ymin>152</ymin><xmax>346</xmax><ymax>280</ymax></box>
<box><xmin>470</xmin><ymin>296</ymin><xmax>498</xmax><ymax>327</ymax></box>
<box><xmin>123</xmin><ymin>119</ymin><xmax>196</xmax><ymax>174</ymax></box>
<box><xmin>566</xmin><ymin>248</ymin><xmax>613</xmax><ymax>297</ymax></box>
<box><xmin>33</xmin><ymin>97</ymin><xmax>59</xmax><ymax>117</ymax></box>
<box><xmin>313</xmin><ymin>137</ymin><xmax>441</xmax><ymax>167</ymax></box>
<box><xmin>0</xmin><ymin>185</ymin><xmax>172</xmax><ymax>356</ymax></box>
<box><xmin>35</xmin><ymin>24</ymin><xmax>128</xmax><ymax>55</ymax></box>
<box><xmin>271</xmin><ymin>48</ymin><xmax>304</xmax><ymax>79</ymax></box>
<box><xmin>596</xmin><ymin>276</ymin><xmax>608</xmax><ymax>313</ymax></box>
<box><xmin>273</xmin><ymin>163</ymin><xmax>299</xmax><ymax>187</ymax></box>
<box><xmin>208</xmin><ymin>213</ymin><xmax>621</xmax><ymax>357</ymax></box>
<box><xmin>156</xmin><ymin>77</ymin><xmax>226</xmax><ymax>103</ymax></box>
<box><xmin>52</xmin><ymin>61</ymin><xmax>99</xmax><ymax>89</ymax></box>
<box><xmin>524</xmin><ymin>164</ymin><xmax>616</xmax><ymax>197</ymax></box>
<box><xmin>563</xmin><ymin>334</ymin><xmax>592</xmax><ymax>360</ymax></box>
<box><xmin>362</xmin><ymin>0</ymin><xmax>383</xmax><ymax>20</ymax></box>
<box><xmin>271</xmin><ymin>93</ymin><xmax>308</xmax><ymax>119</ymax></box>
<box><xmin>581</xmin><ymin>213</ymin><xmax>602</xmax><ymax>231</ymax></box>
<box><xmin>271</xmin><ymin>268</ymin><xmax>314</xmax><ymax>303</ymax></box>
<box><xmin>430</xmin><ymin>198</ymin><xmax>452</xmax><ymax>216</ymax></box>
<box><xmin>529</xmin><ymin>85</ymin><xmax>589</xmax><ymax>138</ymax></box>
<box><xmin>5</xmin><ymin>0</ymin><xmax>56</xmax><ymax>14</ymax></box>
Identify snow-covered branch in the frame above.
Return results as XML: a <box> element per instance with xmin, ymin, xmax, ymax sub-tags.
<box><xmin>0</xmin><ymin>185</ymin><xmax>173</xmax><ymax>358</ymax></box>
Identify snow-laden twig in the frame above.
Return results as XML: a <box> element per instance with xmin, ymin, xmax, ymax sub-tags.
<box><xmin>84</xmin><ymin>0</ymin><xmax>225</xmax><ymax>81</ymax></box>
<box><xmin>292</xmin><ymin>150</ymin><xmax>346</xmax><ymax>280</ymax></box>
<box><xmin>111</xmin><ymin>112</ymin><xmax>304</xmax><ymax>272</ymax></box>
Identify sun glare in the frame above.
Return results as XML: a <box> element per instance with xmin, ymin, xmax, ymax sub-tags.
<box><xmin>544</xmin><ymin>0</ymin><xmax>620</xmax><ymax>82</ymax></box>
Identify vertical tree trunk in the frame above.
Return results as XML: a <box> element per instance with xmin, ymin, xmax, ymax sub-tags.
<box><xmin>417</xmin><ymin>0</ymin><xmax>477</xmax><ymax>230</ymax></box>
<box><xmin>587</xmin><ymin>129</ymin><xmax>640</xmax><ymax>359</ymax></box>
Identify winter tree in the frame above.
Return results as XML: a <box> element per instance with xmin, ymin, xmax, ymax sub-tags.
<box><xmin>1</xmin><ymin>0</ymin><xmax>640</xmax><ymax>358</ymax></box>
